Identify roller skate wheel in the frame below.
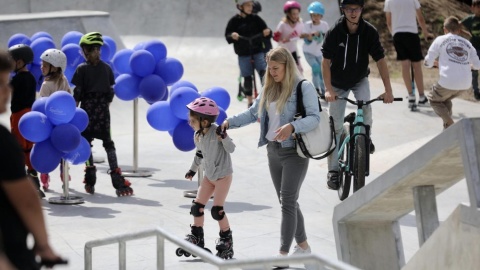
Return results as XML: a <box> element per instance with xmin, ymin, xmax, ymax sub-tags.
<box><xmin>175</xmin><ymin>248</ymin><xmax>183</xmax><ymax>257</ymax></box>
<box><xmin>184</xmin><ymin>252</ymin><xmax>191</xmax><ymax>257</ymax></box>
<box><xmin>204</xmin><ymin>248</ymin><xmax>211</xmax><ymax>253</ymax></box>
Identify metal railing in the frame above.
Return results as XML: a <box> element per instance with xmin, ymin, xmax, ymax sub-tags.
<box><xmin>84</xmin><ymin>226</ymin><xmax>359</xmax><ymax>270</ymax></box>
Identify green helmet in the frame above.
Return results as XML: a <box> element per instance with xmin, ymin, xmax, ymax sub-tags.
<box><xmin>79</xmin><ymin>32</ymin><xmax>103</xmax><ymax>46</ymax></box>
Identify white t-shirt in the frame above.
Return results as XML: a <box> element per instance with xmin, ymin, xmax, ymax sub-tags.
<box><xmin>266</xmin><ymin>101</ymin><xmax>281</xmax><ymax>141</ymax></box>
<box><xmin>302</xmin><ymin>20</ymin><xmax>330</xmax><ymax>57</ymax></box>
<box><xmin>384</xmin><ymin>0</ymin><xmax>420</xmax><ymax>35</ymax></box>
<box><xmin>275</xmin><ymin>21</ymin><xmax>304</xmax><ymax>53</ymax></box>
<box><xmin>424</xmin><ymin>33</ymin><xmax>480</xmax><ymax>90</ymax></box>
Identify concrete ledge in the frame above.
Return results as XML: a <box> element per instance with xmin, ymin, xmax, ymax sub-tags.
<box><xmin>403</xmin><ymin>204</ymin><xmax>480</xmax><ymax>270</ymax></box>
<box><xmin>333</xmin><ymin>118</ymin><xmax>480</xmax><ymax>270</ymax></box>
<box><xmin>0</xmin><ymin>10</ymin><xmax>124</xmax><ymax>50</ymax></box>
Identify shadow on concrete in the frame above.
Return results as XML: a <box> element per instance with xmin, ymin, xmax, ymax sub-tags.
<box><xmin>179</xmin><ymin>201</ymin><xmax>272</xmax><ymax>214</ymax></box>
<box><xmin>399</xmin><ymin>213</ymin><xmax>417</xmax><ymax>227</ymax></box>
<box><xmin>42</xmin><ymin>201</ymin><xmax>121</xmax><ymax>219</ymax></box>
<box><xmin>148</xmin><ymin>179</ymin><xmax>199</xmax><ymax>191</ymax></box>
<box><xmin>47</xmin><ymin>188</ymin><xmax>163</xmax><ymax>207</ymax></box>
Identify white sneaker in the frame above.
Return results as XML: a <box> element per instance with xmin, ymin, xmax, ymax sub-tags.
<box><xmin>292</xmin><ymin>245</ymin><xmax>311</xmax><ymax>255</ymax></box>
<box><xmin>272</xmin><ymin>253</ymin><xmax>289</xmax><ymax>269</ymax></box>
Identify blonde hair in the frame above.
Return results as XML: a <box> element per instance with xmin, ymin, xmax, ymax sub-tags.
<box><xmin>258</xmin><ymin>47</ymin><xmax>299</xmax><ymax>115</ymax></box>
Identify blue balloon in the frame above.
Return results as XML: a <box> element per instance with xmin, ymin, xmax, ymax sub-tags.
<box><xmin>114</xmin><ymin>74</ymin><xmax>141</xmax><ymax>101</ymax></box>
<box><xmin>112</xmin><ymin>49</ymin><xmax>134</xmax><ymax>74</ymax></box>
<box><xmin>147</xmin><ymin>101</ymin><xmax>181</xmax><ymax>131</ymax></box>
<box><xmin>29</xmin><ymin>64</ymin><xmax>42</xmax><ymax>91</ymax></box>
<box><xmin>45</xmin><ymin>91</ymin><xmax>76</xmax><ymax>125</ymax></box>
<box><xmin>130</xmin><ymin>50</ymin><xmax>155</xmax><ymax>77</ymax></box>
<box><xmin>31</xmin><ymin>97</ymin><xmax>48</xmax><ymax>115</ymax></box>
<box><xmin>61</xmin><ymin>31</ymin><xmax>83</xmax><ymax>47</ymax></box>
<box><xmin>169</xmin><ymin>87</ymin><xmax>201</xmax><ymax>120</ymax></box>
<box><xmin>8</xmin><ymin>33</ymin><xmax>31</xmax><ymax>47</ymax></box>
<box><xmin>64</xmin><ymin>137</ymin><xmax>91</xmax><ymax>165</ymax></box>
<box><xmin>172</xmin><ymin>120</ymin><xmax>195</xmax><ymax>152</ymax></box>
<box><xmin>50</xmin><ymin>124</ymin><xmax>81</xmax><ymax>152</ymax></box>
<box><xmin>139</xmin><ymin>74</ymin><xmax>167</xmax><ymax>104</ymax></box>
<box><xmin>103</xmin><ymin>36</ymin><xmax>117</xmax><ymax>60</ymax></box>
<box><xmin>133</xmin><ymin>42</ymin><xmax>147</xmax><ymax>51</ymax></box>
<box><xmin>216</xmin><ymin>107</ymin><xmax>227</xmax><ymax>125</ymax></box>
<box><xmin>31</xmin><ymin>37</ymin><xmax>56</xmax><ymax>65</ymax></box>
<box><xmin>143</xmin><ymin>40</ymin><xmax>167</xmax><ymax>63</ymax></box>
<box><xmin>64</xmin><ymin>66</ymin><xmax>76</xmax><ymax>83</ymax></box>
<box><xmin>201</xmin><ymin>86</ymin><xmax>231</xmax><ymax>110</ymax></box>
<box><xmin>154</xmin><ymin>57</ymin><xmax>184</xmax><ymax>86</ymax></box>
<box><xmin>100</xmin><ymin>42</ymin><xmax>111</xmax><ymax>62</ymax></box>
<box><xmin>30</xmin><ymin>140</ymin><xmax>63</xmax><ymax>173</ymax></box>
<box><xmin>160</xmin><ymin>88</ymin><xmax>169</xmax><ymax>101</ymax></box>
<box><xmin>170</xmin><ymin>80</ymin><xmax>198</xmax><ymax>96</ymax></box>
<box><xmin>168</xmin><ymin>129</ymin><xmax>174</xmax><ymax>137</ymax></box>
<box><xmin>62</xmin><ymin>43</ymin><xmax>84</xmax><ymax>69</ymax></box>
<box><xmin>31</xmin><ymin>31</ymin><xmax>53</xmax><ymax>42</ymax></box>
<box><xmin>69</xmin><ymin>108</ymin><xmax>89</xmax><ymax>132</ymax></box>
<box><xmin>18</xmin><ymin>111</ymin><xmax>53</xmax><ymax>142</ymax></box>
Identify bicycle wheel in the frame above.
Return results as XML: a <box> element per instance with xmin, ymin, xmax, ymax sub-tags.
<box><xmin>353</xmin><ymin>135</ymin><xmax>366</xmax><ymax>192</ymax></box>
<box><xmin>338</xmin><ymin>124</ymin><xmax>351</xmax><ymax>201</ymax></box>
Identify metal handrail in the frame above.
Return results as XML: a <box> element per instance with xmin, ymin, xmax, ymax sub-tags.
<box><xmin>84</xmin><ymin>226</ymin><xmax>359</xmax><ymax>270</ymax></box>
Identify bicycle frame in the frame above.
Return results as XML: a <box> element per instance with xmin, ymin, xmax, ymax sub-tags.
<box><xmin>338</xmin><ymin>103</ymin><xmax>371</xmax><ymax>177</ymax></box>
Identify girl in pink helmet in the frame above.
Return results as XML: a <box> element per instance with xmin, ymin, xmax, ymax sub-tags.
<box><xmin>177</xmin><ymin>97</ymin><xmax>236</xmax><ymax>260</ymax></box>
<box><xmin>273</xmin><ymin>1</ymin><xmax>305</xmax><ymax>74</ymax></box>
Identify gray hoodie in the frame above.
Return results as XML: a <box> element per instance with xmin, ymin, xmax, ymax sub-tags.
<box><xmin>189</xmin><ymin>123</ymin><xmax>235</xmax><ymax>181</ymax></box>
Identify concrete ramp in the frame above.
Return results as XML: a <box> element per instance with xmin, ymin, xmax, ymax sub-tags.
<box><xmin>0</xmin><ymin>0</ymin><xmax>341</xmax><ymax>37</ymax></box>
<box><xmin>0</xmin><ymin>10</ymin><xmax>124</xmax><ymax>49</ymax></box>
<box><xmin>333</xmin><ymin>118</ymin><xmax>480</xmax><ymax>270</ymax></box>
<box><xmin>402</xmin><ymin>204</ymin><xmax>480</xmax><ymax>270</ymax></box>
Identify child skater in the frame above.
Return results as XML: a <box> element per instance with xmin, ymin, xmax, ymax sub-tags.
<box><xmin>38</xmin><ymin>49</ymin><xmax>71</xmax><ymax>190</ymax></box>
<box><xmin>72</xmin><ymin>32</ymin><xmax>133</xmax><ymax>197</ymax></box>
<box><xmin>274</xmin><ymin>1</ymin><xmax>305</xmax><ymax>74</ymax></box>
<box><xmin>8</xmin><ymin>44</ymin><xmax>44</xmax><ymax>198</ymax></box>
<box><xmin>178</xmin><ymin>97</ymin><xmax>236</xmax><ymax>260</ymax></box>
<box><xmin>303</xmin><ymin>1</ymin><xmax>329</xmax><ymax>98</ymax></box>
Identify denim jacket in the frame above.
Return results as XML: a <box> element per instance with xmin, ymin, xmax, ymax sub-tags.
<box><xmin>227</xmin><ymin>79</ymin><xmax>320</xmax><ymax>148</ymax></box>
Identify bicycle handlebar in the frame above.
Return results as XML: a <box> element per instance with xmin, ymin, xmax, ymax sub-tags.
<box><xmin>229</xmin><ymin>32</ymin><xmax>264</xmax><ymax>42</ymax></box>
<box><xmin>337</xmin><ymin>97</ymin><xmax>403</xmax><ymax>106</ymax></box>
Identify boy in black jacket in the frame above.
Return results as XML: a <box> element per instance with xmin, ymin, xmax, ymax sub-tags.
<box><xmin>321</xmin><ymin>0</ymin><xmax>394</xmax><ymax>190</ymax></box>
<box><xmin>225</xmin><ymin>0</ymin><xmax>271</xmax><ymax>107</ymax></box>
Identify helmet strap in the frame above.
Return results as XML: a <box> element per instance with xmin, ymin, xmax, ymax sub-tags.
<box><xmin>237</xmin><ymin>5</ymin><xmax>249</xmax><ymax>17</ymax></box>
<box><xmin>345</xmin><ymin>17</ymin><xmax>359</xmax><ymax>26</ymax></box>
<box><xmin>14</xmin><ymin>62</ymin><xmax>26</xmax><ymax>73</ymax></box>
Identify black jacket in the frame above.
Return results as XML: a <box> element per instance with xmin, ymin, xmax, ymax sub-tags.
<box><xmin>322</xmin><ymin>16</ymin><xmax>385</xmax><ymax>90</ymax></box>
<box><xmin>225</xmin><ymin>14</ymin><xmax>270</xmax><ymax>56</ymax></box>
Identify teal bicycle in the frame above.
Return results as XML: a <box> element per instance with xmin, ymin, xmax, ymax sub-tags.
<box><xmin>337</xmin><ymin>96</ymin><xmax>402</xmax><ymax>201</ymax></box>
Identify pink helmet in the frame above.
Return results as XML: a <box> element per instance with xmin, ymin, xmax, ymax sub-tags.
<box><xmin>186</xmin><ymin>97</ymin><xmax>219</xmax><ymax>120</ymax></box>
<box><xmin>284</xmin><ymin>1</ymin><xmax>301</xmax><ymax>13</ymax></box>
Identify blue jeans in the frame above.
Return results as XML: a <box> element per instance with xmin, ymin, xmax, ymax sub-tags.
<box><xmin>327</xmin><ymin>77</ymin><xmax>372</xmax><ymax>172</ymax></box>
<box><xmin>304</xmin><ymin>52</ymin><xmax>324</xmax><ymax>94</ymax></box>
<box><xmin>238</xmin><ymin>52</ymin><xmax>267</xmax><ymax>77</ymax></box>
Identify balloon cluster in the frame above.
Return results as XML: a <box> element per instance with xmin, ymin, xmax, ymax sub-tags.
<box><xmin>18</xmin><ymin>91</ymin><xmax>91</xmax><ymax>173</ymax></box>
<box><xmin>7</xmin><ymin>31</ymin><xmax>117</xmax><ymax>91</ymax></box>
<box><xmin>147</xmin><ymin>80</ymin><xmax>231</xmax><ymax>152</ymax></box>
<box><xmin>112</xmin><ymin>40</ymin><xmax>183</xmax><ymax>104</ymax></box>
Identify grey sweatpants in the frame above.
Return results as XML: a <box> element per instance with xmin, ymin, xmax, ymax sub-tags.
<box><xmin>267</xmin><ymin>141</ymin><xmax>309</xmax><ymax>253</ymax></box>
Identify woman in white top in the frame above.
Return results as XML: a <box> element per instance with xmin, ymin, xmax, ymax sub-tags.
<box><xmin>274</xmin><ymin>1</ymin><xmax>305</xmax><ymax>74</ymax></box>
<box><xmin>424</xmin><ymin>16</ymin><xmax>480</xmax><ymax>129</ymax></box>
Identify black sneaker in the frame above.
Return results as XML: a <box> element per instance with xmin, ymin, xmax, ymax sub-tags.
<box><xmin>474</xmin><ymin>92</ymin><xmax>480</xmax><ymax>101</ymax></box>
<box><xmin>327</xmin><ymin>171</ymin><xmax>340</xmax><ymax>190</ymax></box>
<box><xmin>418</xmin><ymin>95</ymin><xmax>429</xmax><ymax>107</ymax></box>
<box><xmin>369</xmin><ymin>141</ymin><xmax>375</xmax><ymax>154</ymax></box>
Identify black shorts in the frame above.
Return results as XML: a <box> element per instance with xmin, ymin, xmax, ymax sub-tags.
<box><xmin>393</xmin><ymin>32</ymin><xmax>424</xmax><ymax>62</ymax></box>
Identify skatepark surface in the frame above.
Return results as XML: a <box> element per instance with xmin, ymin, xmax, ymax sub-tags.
<box><xmin>0</xmin><ymin>2</ymin><xmax>479</xmax><ymax>269</ymax></box>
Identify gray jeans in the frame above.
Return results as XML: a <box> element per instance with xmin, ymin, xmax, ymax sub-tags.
<box><xmin>327</xmin><ymin>77</ymin><xmax>372</xmax><ymax>172</ymax></box>
<box><xmin>267</xmin><ymin>142</ymin><xmax>309</xmax><ymax>252</ymax></box>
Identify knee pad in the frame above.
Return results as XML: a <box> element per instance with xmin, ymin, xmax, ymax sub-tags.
<box><xmin>312</xmin><ymin>63</ymin><xmax>321</xmax><ymax>75</ymax></box>
<box><xmin>243</xmin><ymin>76</ymin><xmax>253</xmax><ymax>96</ymax></box>
<box><xmin>190</xmin><ymin>200</ymin><xmax>205</xmax><ymax>217</ymax></box>
<box><xmin>103</xmin><ymin>140</ymin><xmax>115</xmax><ymax>151</ymax></box>
<box><xmin>211</xmin><ymin>206</ymin><xmax>225</xmax><ymax>221</ymax></box>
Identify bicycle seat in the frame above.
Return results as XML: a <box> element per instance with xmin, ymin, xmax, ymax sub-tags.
<box><xmin>344</xmin><ymin>112</ymin><xmax>356</xmax><ymax>123</ymax></box>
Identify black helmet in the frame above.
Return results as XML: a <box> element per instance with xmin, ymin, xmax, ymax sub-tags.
<box><xmin>341</xmin><ymin>0</ymin><xmax>364</xmax><ymax>6</ymax></box>
<box><xmin>8</xmin><ymin>44</ymin><xmax>34</xmax><ymax>64</ymax></box>
<box><xmin>253</xmin><ymin>1</ymin><xmax>262</xmax><ymax>14</ymax></box>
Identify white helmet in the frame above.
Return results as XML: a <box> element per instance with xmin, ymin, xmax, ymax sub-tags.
<box><xmin>40</xmin><ymin>49</ymin><xmax>67</xmax><ymax>71</ymax></box>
